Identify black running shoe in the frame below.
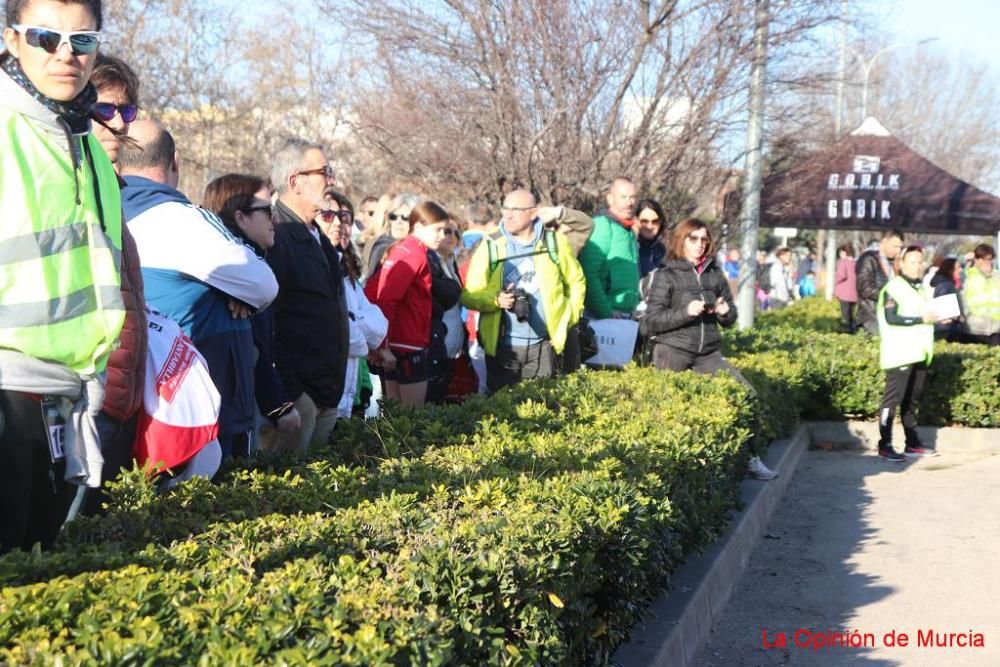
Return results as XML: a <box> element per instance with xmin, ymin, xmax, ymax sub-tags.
<box><xmin>878</xmin><ymin>445</ymin><xmax>905</xmax><ymax>462</ymax></box>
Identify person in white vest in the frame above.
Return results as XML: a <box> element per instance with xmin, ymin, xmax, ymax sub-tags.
<box><xmin>876</xmin><ymin>245</ymin><xmax>939</xmax><ymax>462</ymax></box>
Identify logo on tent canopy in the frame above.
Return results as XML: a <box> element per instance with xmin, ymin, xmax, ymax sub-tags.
<box><xmin>826</xmin><ymin>155</ymin><xmax>901</xmax><ymax>221</ymax></box>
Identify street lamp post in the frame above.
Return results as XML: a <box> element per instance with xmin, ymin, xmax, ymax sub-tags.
<box><xmin>859</xmin><ymin>38</ymin><xmax>938</xmax><ymax>123</ymax></box>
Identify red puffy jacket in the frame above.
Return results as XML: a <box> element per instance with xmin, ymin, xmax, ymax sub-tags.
<box><xmin>365</xmin><ymin>235</ymin><xmax>432</xmax><ymax>350</ymax></box>
<box><xmin>102</xmin><ymin>223</ymin><xmax>148</xmax><ymax>422</ymax></box>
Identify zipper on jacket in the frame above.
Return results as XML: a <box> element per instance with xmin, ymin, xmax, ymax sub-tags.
<box><xmin>694</xmin><ymin>266</ymin><xmax>705</xmax><ymax>353</ymax></box>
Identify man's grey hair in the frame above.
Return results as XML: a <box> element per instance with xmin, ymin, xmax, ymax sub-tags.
<box><xmin>118</xmin><ymin>123</ymin><xmax>175</xmax><ymax>172</ymax></box>
<box><xmin>271</xmin><ymin>138</ymin><xmax>326</xmax><ymax>195</ymax></box>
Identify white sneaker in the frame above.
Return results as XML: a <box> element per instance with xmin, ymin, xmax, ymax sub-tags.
<box><xmin>747</xmin><ymin>455</ymin><xmax>778</xmax><ymax>481</ymax></box>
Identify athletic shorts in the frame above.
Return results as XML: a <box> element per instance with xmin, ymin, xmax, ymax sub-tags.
<box><xmin>385</xmin><ymin>348</ymin><xmax>429</xmax><ymax>385</ymax></box>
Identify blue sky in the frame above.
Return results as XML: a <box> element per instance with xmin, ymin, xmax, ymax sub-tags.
<box><xmin>885</xmin><ymin>0</ymin><xmax>999</xmax><ymax>64</ymax></box>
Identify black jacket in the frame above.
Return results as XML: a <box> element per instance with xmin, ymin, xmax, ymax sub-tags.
<box><xmin>641</xmin><ymin>257</ymin><xmax>737</xmax><ymax>355</ymax></box>
<box><xmin>929</xmin><ymin>272</ymin><xmax>962</xmax><ymax>340</ymax></box>
<box><xmin>266</xmin><ymin>201</ymin><xmax>350</xmax><ymax>408</ymax></box>
<box><xmin>638</xmin><ymin>233</ymin><xmax>667</xmax><ymax>278</ymax></box>
<box><xmin>855</xmin><ymin>250</ymin><xmax>889</xmax><ymax>327</ymax></box>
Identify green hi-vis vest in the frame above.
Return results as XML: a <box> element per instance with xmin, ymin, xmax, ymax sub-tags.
<box><xmin>0</xmin><ymin>109</ymin><xmax>125</xmax><ymax>375</ymax></box>
<box><xmin>876</xmin><ymin>276</ymin><xmax>933</xmax><ymax>370</ymax></box>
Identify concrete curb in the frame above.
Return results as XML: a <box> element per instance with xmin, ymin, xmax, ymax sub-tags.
<box><xmin>809</xmin><ymin>420</ymin><xmax>1000</xmax><ymax>452</ymax></box>
<box><xmin>612</xmin><ymin>425</ymin><xmax>811</xmax><ymax>667</ymax></box>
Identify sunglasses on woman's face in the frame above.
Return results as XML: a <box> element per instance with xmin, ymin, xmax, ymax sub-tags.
<box><xmin>319</xmin><ymin>209</ymin><xmax>352</xmax><ymax>224</ymax></box>
<box><xmin>686</xmin><ymin>234</ymin><xmax>710</xmax><ymax>244</ymax></box>
<box><xmin>11</xmin><ymin>24</ymin><xmax>101</xmax><ymax>55</ymax></box>
<box><xmin>92</xmin><ymin>102</ymin><xmax>139</xmax><ymax>123</ymax></box>
<box><xmin>388</xmin><ymin>212</ymin><xmax>409</xmax><ymax>222</ymax></box>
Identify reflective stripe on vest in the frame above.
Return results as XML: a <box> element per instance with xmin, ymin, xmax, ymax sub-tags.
<box><xmin>0</xmin><ymin>111</ymin><xmax>125</xmax><ymax>375</ymax></box>
<box><xmin>877</xmin><ymin>276</ymin><xmax>934</xmax><ymax>370</ymax></box>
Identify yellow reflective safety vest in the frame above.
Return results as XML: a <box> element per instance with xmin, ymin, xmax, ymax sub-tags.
<box><xmin>877</xmin><ymin>276</ymin><xmax>933</xmax><ymax>370</ymax></box>
<box><xmin>0</xmin><ymin>90</ymin><xmax>125</xmax><ymax>375</ymax></box>
<box><xmin>961</xmin><ymin>266</ymin><xmax>1000</xmax><ymax>337</ymax></box>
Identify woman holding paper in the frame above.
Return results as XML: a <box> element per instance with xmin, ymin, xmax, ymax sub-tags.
<box><xmin>929</xmin><ymin>258</ymin><xmax>963</xmax><ymax>342</ymax></box>
<box><xmin>875</xmin><ymin>245</ymin><xmax>938</xmax><ymax>462</ymax></box>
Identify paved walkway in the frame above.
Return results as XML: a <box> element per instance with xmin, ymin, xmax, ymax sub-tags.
<box><xmin>696</xmin><ymin>437</ymin><xmax>1000</xmax><ymax>666</ymax></box>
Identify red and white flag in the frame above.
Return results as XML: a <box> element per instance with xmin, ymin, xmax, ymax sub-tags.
<box><xmin>133</xmin><ymin>309</ymin><xmax>220</xmax><ymax>472</ymax></box>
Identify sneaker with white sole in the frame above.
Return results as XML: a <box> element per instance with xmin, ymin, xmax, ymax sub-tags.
<box><xmin>747</xmin><ymin>455</ymin><xmax>778</xmax><ymax>480</ymax></box>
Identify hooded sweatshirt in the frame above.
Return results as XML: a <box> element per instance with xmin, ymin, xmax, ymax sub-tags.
<box><xmin>122</xmin><ymin>176</ymin><xmax>278</xmax><ymax>436</ymax></box>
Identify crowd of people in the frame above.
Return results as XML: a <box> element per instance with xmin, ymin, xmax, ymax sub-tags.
<box><xmin>2</xmin><ymin>0</ymin><xmax>998</xmax><ymax>553</ymax></box>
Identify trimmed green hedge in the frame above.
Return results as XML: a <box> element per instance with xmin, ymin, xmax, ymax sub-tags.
<box><xmin>725</xmin><ymin>297</ymin><xmax>1000</xmax><ymax>427</ymax></box>
<box><xmin>1</xmin><ymin>297</ymin><xmax>994</xmax><ymax>664</ymax></box>
<box><xmin>0</xmin><ymin>369</ymin><xmax>757</xmax><ymax>665</ymax></box>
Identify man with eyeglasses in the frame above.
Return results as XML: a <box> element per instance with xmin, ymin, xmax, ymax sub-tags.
<box><xmin>263</xmin><ymin>138</ymin><xmax>350</xmax><ymax>453</ymax></box>
<box><xmin>119</xmin><ymin>120</ymin><xmax>279</xmax><ymax>460</ymax></box>
<box><xmin>579</xmin><ymin>177</ymin><xmax>641</xmax><ymax>320</ymax></box>
<box><xmin>462</xmin><ymin>189</ymin><xmax>587</xmax><ymax>393</ymax></box>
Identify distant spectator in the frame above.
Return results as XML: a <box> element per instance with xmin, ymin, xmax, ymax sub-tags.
<box><xmin>263</xmin><ymin>138</ymin><xmax>350</xmax><ymax>452</ymax></box>
<box><xmin>961</xmin><ymin>244</ymin><xmax>999</xmax><ymax>345</ymax></box>
<box><xmin>856</xmin><ymin>229</ymin><xmax>904</xmax><ymax>335</ymax></box>
<box><xmin>768</xmin><ymin>247</ymin><xmax>794</xmax><ymax>309</ymax></box>
<box><xmin>579</xmin><ymin>177</ymin><xmax>640</xmax><ymax>318</ymax></box>
<box><xmin>723</xmin><ymin>248</ymin><xmax>741</xmax><ymax>281</ymax></box>
<box><xmin>202</xmin><ymin>173</ymin><xmax>302</xmax><ymax>442</ymax></box>
<box><xmin>930</xmin><ymin>258</ymin><xmax>963</xmax><ymax>342</ymax></box>
<box><xmin>798</xmin><ymin>271</ymin><xmax>817</xmax><ymax>297</ymax></box>
<box><xmin>640</xmin><ymin>218</ymin><xmax>776</xmax><ymax>481</ymax></box>
<box><xmin>635</xmin><ymin>198</ymin><xmax>668</xmax><ymax>278</ymax></box>
<box><xmin>121</xmin><ymin>121</ymin><xmax>279</xmax><ymax>459</ymax></box>
<box><xmin>462</xmin><ymin>190</ymin><xmax>586</xmax><ymax>392</ymax></box>
<box><xmin>834</xmin><ymin>244</ymin><xmax>858</xmax><ymax>333</ymax></box>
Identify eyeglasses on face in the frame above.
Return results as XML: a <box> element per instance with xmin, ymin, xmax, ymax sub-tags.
<box><xmin>501</xmin><ymin>206</ymin><xmax>534</xmax><ymax>213</ymax></box>
<box><xmin>388</xmin><ymin>212</ymin><xmax>409</xmax><ymax>222</ymax></box>
<box><xmin>296</xmin><ymin>165</ymin><xmax>334</xmax><ymax>180</ymax></box>
<box><xmin>638</xmin><ymin>217</ymin><xmax>660</xmax><ymax>224</ymax></box>
<box><xmin>686</xmin><ymin>233</ymin><xmax>710</xmax><ymax>244</ymax></box>
<box><xmin>11</xmin><ymin>24</ymin><xmax>101</xmax><ymax>55</ymax></box>
<box><xmin>318</xmin><ymin>209</ymin><xmax>352</xmax><ymax>224</ymax></box>
<box><xmin>243</xmin><ymin>204</ymin><xmax>272</xmax><ymax>215</ymax></box>
<box><xmin>92</xmin><ymin>102</ymin><xmax>139</xmax><ymax>123</ymax></box>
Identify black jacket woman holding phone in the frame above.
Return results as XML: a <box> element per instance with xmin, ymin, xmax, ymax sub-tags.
<box><xmin>640</xmin><ymin>218</ymin><xmax>776</xmax><ymax>480</ymax></box>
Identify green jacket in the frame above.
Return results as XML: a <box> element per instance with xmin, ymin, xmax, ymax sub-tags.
<box><xmin>961</xmin><ymin>266</ymin><xmax>1000</xmax><ymax>336</ymax></box>
<box><xmin>0</xmin><ymin>66</ymin><xmax>124</xmax><ymax>376</ymax></box>
<box><xmin>462</xmin><ymin>228</ymin><xmax>586</xmax><ymax>356</ymax></box>
<box><xmin>578</xmin><ymin>213</ymin><xmax>640</xmax><ymax>318</ymax></box>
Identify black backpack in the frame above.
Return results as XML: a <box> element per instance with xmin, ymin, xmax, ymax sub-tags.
<box><xmin>757</xmin><ymin>262</ymin><xmax>774</xmax><ymax>292</ymax></box>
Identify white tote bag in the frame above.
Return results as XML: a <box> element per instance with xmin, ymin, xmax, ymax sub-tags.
<box><xmin>584</xmin><ymin>318</ymin><xmax>639</xmax><ymax>367</ymax></box>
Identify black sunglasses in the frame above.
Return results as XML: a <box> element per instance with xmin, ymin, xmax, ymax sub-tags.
<box><xmin>92</xmin><ymin>102</ymin><xmax>139</xmax><ymax>123</ymax></box>
<box><xmin>11</xmin><ymin>24</ymin><xmax>101</xmax><ymax>55</ymax></box>
<box><xmin>319</xmin><ymin>209</ymin><xmax>352</xmax><ymax>224</ymax></box>
<box><xmin>388</xmin><ymin>212</ymin><xmax>409</xmax><ymax>222</ymax></box>
<box><xmin>243</xmin><ymin>204</ymin><xmax>272</xmax><ymax>215</ymax></box>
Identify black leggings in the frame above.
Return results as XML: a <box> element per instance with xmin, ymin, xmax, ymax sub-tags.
<box><xmin>0</xmin><ymin>390</ymin><xmax>76</xmax><ymax>553</ymax></box>
<box><xmin>839</xmin><ymin>300</ymin><xmax>856</xmax><ymax>334</ymax></box>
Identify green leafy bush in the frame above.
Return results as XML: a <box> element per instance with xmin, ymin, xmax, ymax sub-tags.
<box><xmin>0</xmin><ymin>368</ymin><xmax>757</xmax><ymax>665</ymax></box>
<box><xmin>725</xmin><ymin>299</ymin><xmax>1000</xmax><ymax>427</ymax></box>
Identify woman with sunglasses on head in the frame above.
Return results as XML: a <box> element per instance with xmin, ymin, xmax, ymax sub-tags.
<box><xmin>425</xmin><ymin>216</ymin><xmax>463</xmax><ymax>404</ymax></box>
<box><xmin>364</xmin><ymin>201</ymin><xmax>449</xmax><ymax>408</ymax></box>
<box><xmin>203</xmin><ymin>174</ymin><xmax>302</xmax><ymax>450</ymax></box>
<box><xmin>316</xmin><ymin>189</ymin><xmax>387</xmax><ymax>418</ymax></box>
<box><xmin>640</xmin><ymin>219</ymin><xmax>776</xmax><ymax>480</ymax></box>
<box><xmin>0</xmin><ymin>0</ymin><xmax>127</xmax><ymax>551</ymax></box>
<box><xmin>361</xmin><ymin>192</ymin><xmax>420</xmax><ymax>281</ymax></box>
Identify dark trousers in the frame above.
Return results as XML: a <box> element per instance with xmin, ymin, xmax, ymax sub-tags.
<box><xmin>561</xmin><ymin>324</ymin><xmax>581</xmax><ymax>374</ymax></box>
<box><xmin>81</xmin><ymin>411</ymin><xmax>138</xmax><ymax>516</ymax></box>
<box><xmin>486</xmin><ymin>340</ymin><xmax>556</xmax><ymax>394</ymax></box>
<box><xmin>652</xmin><ymin>344</ymin><xmax>752</xmax><ymax>389</ymax></box>
<box><xmin>0</xmin><ymin>390</ymin><xmax>76</xmax><ymax>553</ymax></box>
<box><xmin>878</xmin><ymin>362</ymin><xmax>928</xmax><ymax>447</ymax></box>
<box><xmin>839</xmin><ymin>300</ymin><xmax>856</xmax><ymax>334</ymax></box>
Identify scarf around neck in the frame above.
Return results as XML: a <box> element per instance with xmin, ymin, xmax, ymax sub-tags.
<box><xmin>2</xmin><ymin>55</ymin><xmax>96</xmax><ymax>135</ymax></box>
